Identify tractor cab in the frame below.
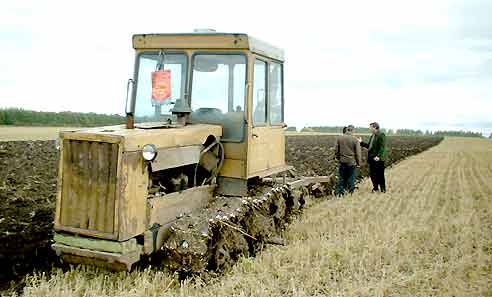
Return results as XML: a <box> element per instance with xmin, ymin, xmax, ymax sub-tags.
<box><xmin>128</xmin><ymin>33</ymin><xmax>289</xmax><ymax>195</ymax></box>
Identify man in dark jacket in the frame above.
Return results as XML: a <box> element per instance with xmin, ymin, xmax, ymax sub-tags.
<box><xmin>360</xmin><ymin>122</ymin><xmax>387</xmax><ymax>192</ymax></box>
<box><xmin>335</xmin><ymin>125</ymin><xmax>362</xmax><ymax>196</ymax></box>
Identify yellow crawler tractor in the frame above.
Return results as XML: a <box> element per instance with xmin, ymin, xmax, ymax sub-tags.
<box><xmin>52</xmin><ymin>32</ymin><xmax>329</xmax><ymax>273</ymax></box>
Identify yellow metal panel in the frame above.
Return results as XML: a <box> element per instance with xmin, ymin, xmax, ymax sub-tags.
<box><xmin>247</xmin><ymin>126</ymin><xmax>268</xmax><ymax>174</ymax></box>
<box><xmin>117</xmin><ymin>152</ymin><xmax>149</xmax><ymax>241</ymax></box>
<box><xmin>268</xmin><ymin>126</ymin><xmax>285</xmax><ymax>169</ymax></box>
<box><xmin>147</xmin><ymin>185</ymin><xmax>214</xmax><ymax>226</ymax></box>
<box><xmin>132</xmin><ymin>33</ymin><xmax>285</xmax><ymax>61</ymax></box>
<box><xmin>150</xmin><ymin>145</ymin><xmax>201</xmax><ymax>171</ymax></box>
<box><xmin>222</xmin><ymin>142</ymin><xmax>247</xmax><ymax>160</ymax></box>
<box><xmin>247</xmin><ymin>126</ymin><xmax>286</xmax><ymax>178</ymax></box>
<box><xmin>218</xmin><ymin>142</ymin><xmax>247</xmax><ymax>179</ymax></box>
<box><xmin>133</xmin><ymin>34</ymin><xmax>249</xmax><ymax>50</ymax></box>
<box><xmin>122</xmin><ymin>124</ymin><xmax>223</xmax><ymax>152</ymax></box>
<box><xmin>67</xmin><ymin>124</ymin><xmax>222</xmax><ymax>152</ymax></box>
<box><xmin>220</xmin><ymin>159</ymin><xmax>246</xmax><ymax>179</ymax></box>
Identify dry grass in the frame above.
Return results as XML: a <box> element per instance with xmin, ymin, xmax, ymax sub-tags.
<box><xmin>0</xmin><ymin>126</ymin><xmax>84</xmax><ymax>141</ymax></box>
<box><xmin>9</xmin><ymin>137</ymin><xmax>492</xmax><ymax>296</ymax></box>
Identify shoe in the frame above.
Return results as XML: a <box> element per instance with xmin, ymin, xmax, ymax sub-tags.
<box><xmin>335</xmin><ymin>193</ymin><xmax>344</xmax><ymax>199</ymax></box>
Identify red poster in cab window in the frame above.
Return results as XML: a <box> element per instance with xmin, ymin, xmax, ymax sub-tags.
<box><xmin>151</xmin><ymin>70</ymin><xmax>171</xmax><ymax>101</ymax></box>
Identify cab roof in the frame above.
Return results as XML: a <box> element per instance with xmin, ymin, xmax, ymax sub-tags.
<box><xmin>132</xmin><ymin>33</ymin><xmax>284</xmax><ymax>61</ymax></box>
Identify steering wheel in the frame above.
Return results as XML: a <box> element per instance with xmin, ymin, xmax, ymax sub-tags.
<box><xmin>193</xmin><ymin>107</ymin><xmax>222</xmax><ymax>114</ymax></box>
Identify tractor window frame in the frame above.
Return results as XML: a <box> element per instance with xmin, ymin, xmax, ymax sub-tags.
<box><xmin>189</xmin><ymin>51</ymin><xmax>248</xmax><ymax>143</ymax></box>
<box><xmin>268</xmin><ymin>61</ymin><xmax>284</xmax><ymax>126</ymax></box>
<box><xmin>252</xmin><ymin>57</ymin><xmax>268</xmax><ymax>127</ymax></box>
<box><xmin>131</xmin><ymin>50</ymin><xmax>189</xmax><ymax>122</ymax></box>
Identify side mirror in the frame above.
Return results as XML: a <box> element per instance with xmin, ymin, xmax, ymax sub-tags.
<box><xmin>125</xmin><ymin>78</ymin><xmax>135</xmax><ymax>115</ymax></box>
<box><xmin>125</xmin><ymin>78</ymin><xmax>135</xmax><ymax>129</ymax></box>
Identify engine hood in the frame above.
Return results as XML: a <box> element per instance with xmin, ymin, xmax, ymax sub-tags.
<box><xmin>59</xmin><ymin>123</ymin><xmax>223</xmax><ymax>152</ymax></box>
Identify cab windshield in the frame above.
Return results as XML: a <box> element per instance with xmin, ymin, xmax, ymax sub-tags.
<box><xmin>132</xmin><ymin>52</ymin><xmax>247</xmax><ymax>141</ymax></box>
<box><xmin>133</xmin><ymin>52</ymin><xmax>187</xmax><ymax>123</ymax></box>
<box><xmin>189</xmin><ymin>54</ymin><xmax>246</xmax><ymax>141</ymax></box>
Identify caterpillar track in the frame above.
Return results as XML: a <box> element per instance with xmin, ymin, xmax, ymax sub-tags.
<box><xmin>162</xmin><ymin>180</ymin><xmax>321</xmax><ymax>275</ymax></box>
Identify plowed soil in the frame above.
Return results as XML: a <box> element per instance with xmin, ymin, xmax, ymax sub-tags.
<box><xmin>286</xmin><ymin>135</ymin><xmax>443</xmax><ymax>178</ymax></box>
<box><xmin>0</xmin><ymin>135</ymin><xmax>442</xmax><ymax>286</ymax></box>
<box><xmin>0</xmin><ymin>141</ymin><xmax>58</xmax><ymax>284</ymax></box>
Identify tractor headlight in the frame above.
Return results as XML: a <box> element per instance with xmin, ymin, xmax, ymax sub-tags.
<box><xmin>142</xmin><ymin>144</ymin><xmax>157</xmax><ymax>161</ymax></box>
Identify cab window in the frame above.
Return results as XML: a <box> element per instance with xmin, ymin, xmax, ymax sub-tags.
<box><xmin>253</xmin><ymin>60</ymin><xmax>267</xmax><ymax>125</ymax></box>
<box><xmin>189</xmin><ymin>53</ymin><xmax>247</xmax><ymax>142</ymax></box>
<box><xmin>269</xmin><ymin>62</ymin><xmax>283</xmax><ymax>125</ymax></box>
<box><xmin>134</xmin><ymin>52</ymin><xmax>187</xmax><ymax>123</ymax></box>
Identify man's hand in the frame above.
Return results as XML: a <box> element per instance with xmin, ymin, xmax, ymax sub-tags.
<box><xmin>374</xmin><ymin>156</ymin><xmax>380</xmax><ymax>161</ymax></box>
<box><xmin>356</xmin><ymin>137</ymin><xmax>362</xmax><ymax>143</ymax></box>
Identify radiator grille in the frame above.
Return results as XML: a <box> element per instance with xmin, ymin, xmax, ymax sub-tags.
<box><xmin>60</xmin><ymin>140</ymin><xmax>119</xmax><ymax>234</ymax></box>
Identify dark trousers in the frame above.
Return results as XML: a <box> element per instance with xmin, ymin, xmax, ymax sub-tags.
<box><xmin>335</xmin><ymin>163</ymin><xmax>356</xmax><ymax>196</ymax></box>
<box><xmin>368</xmin><ymin>159</ymin><xmax>386</xmax><ymax>192</ymax></box>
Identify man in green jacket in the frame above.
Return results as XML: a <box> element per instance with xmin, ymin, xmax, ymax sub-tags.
<box><xmin>360</xmin><ymin>122</ymin><xmax>387</xmax><ymax>193</ymax></box>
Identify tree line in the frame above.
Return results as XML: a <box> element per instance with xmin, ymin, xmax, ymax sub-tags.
<box><xmin>0</xmin><ymin>109</ymin><xmax>487</xmax><ymax>138</ymax></box>
<box><xmin>291</xmin><ymin>126</ymin><xmax>485</xmax><ymax>138</ymax></box>
<box><xmin>0</xmin><ymin>108</ymin><xmax>125</xmax><ymax>127</ymax></box>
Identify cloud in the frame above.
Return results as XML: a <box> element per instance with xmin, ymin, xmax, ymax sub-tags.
<box><xmin>0</xmin><ymin>0</ymin><xmax>490</xmax><ymax>133</ymax></box>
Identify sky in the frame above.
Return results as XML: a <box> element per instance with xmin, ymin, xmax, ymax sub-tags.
<box><xmin>1</xmin><ymin>0</ymin><xmax>491</xmax><ymax>135</ymax></box>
